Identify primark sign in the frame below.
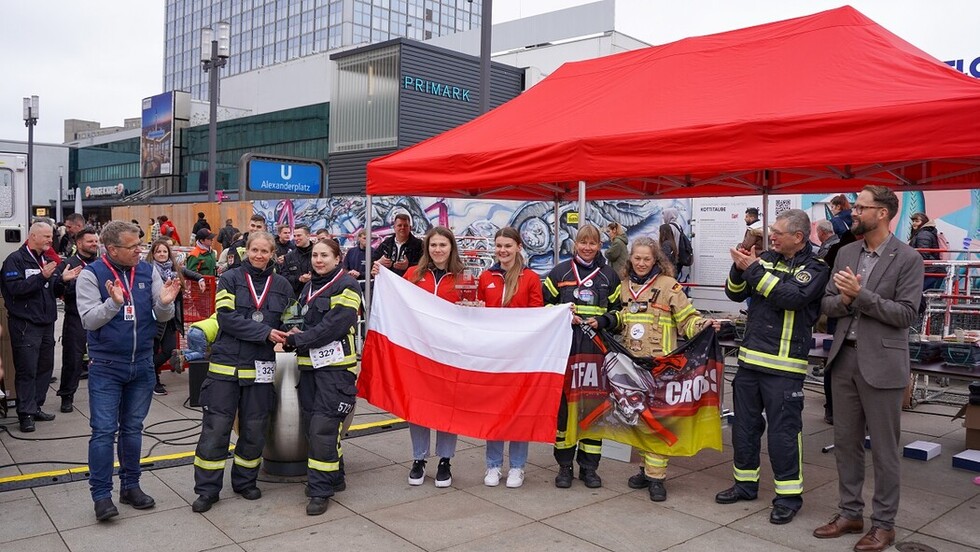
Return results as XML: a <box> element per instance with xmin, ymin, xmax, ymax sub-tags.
<box><xmin>402</xmin><ymin>75</ymin><xmax>472</xmax><ymax>103</ymax></box>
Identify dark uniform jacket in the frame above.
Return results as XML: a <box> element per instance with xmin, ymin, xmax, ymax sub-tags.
<box><xmin>375</xmin><ymin>234</ymin><xmax>424</xmax><ymax>277</ymax></box>
<box><xmin>286</xmin><ymin>266</ymin><xmax>361</xmax><ymax>372</ymax></box>
<box><xmin>209</xmin><ymin>261</ymin><xmax>294</xmax><ymax>385</ymax></box>
<box><xmin>725</xmin><ymin>246</ymin><xmax>829</xmax><ymax>378</ymax></box>
<box><xmin>1</xmin><ymin>246</ymin><xmax>63</xmax><ymax>325</ymax></box>
<box><xmin>281</xmin><ymin>243</ymin><xmax>314</xmax><ymax>295</ymax></box>
<box><xmin>61</xmin><ymin>252</ymin><xmax>97</xmax><ymax>318</ymax></box>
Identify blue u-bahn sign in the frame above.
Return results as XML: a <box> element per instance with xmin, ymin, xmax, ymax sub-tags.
<box><xmin>247</xmin><ymin>158</ymin><xmax>323</xmax><ymax>195</ymax></box>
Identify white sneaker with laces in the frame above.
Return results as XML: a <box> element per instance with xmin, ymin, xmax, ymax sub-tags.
<box><xmin>506</xmin><ymin>468</ymin><xmax>525</xmax><ymax>488</ymax></box>
<box><xmin>484</xmin><ymin>467</ymin><xmax>502</xmax><ymax>487</ymax></box>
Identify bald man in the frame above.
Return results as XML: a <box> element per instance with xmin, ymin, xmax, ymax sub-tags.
<box><xmin>1</xmin><ymin>222</ymin><xmax>82</xmax><ymax>431</ymax></box>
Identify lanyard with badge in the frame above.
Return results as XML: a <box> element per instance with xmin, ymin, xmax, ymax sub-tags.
<box><xmin>103</xmin><ymin>256</ymin><xmax>137</xmax><ymax>321</ymax></box>
<box><xmin>571</xmin><ymin>263</ymin><xmax>601</xmax><ymax>305</ymax></box>
<box><xmin>25</xmin><ymin>246</ymin><xmax>49</xmax><ymax>288</ymax></box>
<box><xmin>306</xmin><ymin>270</ymin><xmax>349</xmax><ymax>368</ymax></box>
<box><xmin>247</xmin><ymin>273</ymin><xmax>276</xmax><ymax>383</ymax></box>
<box><xmin>626</xmin><ymin>276</ymin><xmax>660</xmax><ymax>351</ymax></box>
<box><xmin>246</xmin><ymin>273</ymin><xmax>273</xmax><ymax>322</ymax></box>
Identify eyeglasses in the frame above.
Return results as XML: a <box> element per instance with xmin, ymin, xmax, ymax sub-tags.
<box><xmin>769</xmin><ymin>229</ymin><xmax>800</xmax><ymax>238</ymax></box>
<box><xmin>852</xmin><ymin>204</ymin><xmax>884</xmax><ymax>214</ymax></box>
<box><xmin>111</xmin><ymin>243</ymin><xmax>143</xmax><ymax>251</ymax></box>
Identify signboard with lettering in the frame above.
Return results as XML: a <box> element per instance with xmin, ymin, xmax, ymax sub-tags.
<box><xmin>240</xmin><ymin>154</ymin><xmax>326</xmax><ymax>199</ymax></box>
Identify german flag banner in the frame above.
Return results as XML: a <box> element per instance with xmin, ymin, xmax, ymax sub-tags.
<box><xmin>569</xmin><ymin>327</ymin><xmax>724</xmax><ymax>457</ymax></box>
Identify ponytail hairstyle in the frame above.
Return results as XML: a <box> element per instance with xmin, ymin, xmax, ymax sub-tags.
<box><xmin>495</xmin><ymin>227</ymin><xmax>526</xmax><ymax>306</ymax></box>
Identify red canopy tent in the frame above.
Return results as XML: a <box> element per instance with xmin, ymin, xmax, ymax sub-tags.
<box><xmin>367</xmin><ymin>5</ymin><xmax>980</xmax><ymax>200</ymax></box>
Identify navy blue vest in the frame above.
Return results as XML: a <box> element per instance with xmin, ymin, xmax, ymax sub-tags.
<box><xmin>85</xmin><ymin>259</ymin><xmax>157</xmax><ymax>364</ymax></box>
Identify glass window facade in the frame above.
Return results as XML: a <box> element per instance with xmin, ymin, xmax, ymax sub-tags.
<box><xmin>330</xmin><ymin>45</ymin><xmax>399</xmax><ymax>152</ymax></box>
<box><xmin>69</xmin><ymin>104</ymin><xmax>328</xmax><ymax>197</ymax></box>
<box><xmin>165</xmin><ymin>0</ymin><xmax>481</xmax><ymax>100</ymax></box>
<box><xmin>180</xmin><ymin>103</ymin><xmax>329</xmax><ymax>193</ymax></box>
<box><xmin>70</xmin><ymin>138</ymin><xmax>142</xmax><ymax>196</ymax></box>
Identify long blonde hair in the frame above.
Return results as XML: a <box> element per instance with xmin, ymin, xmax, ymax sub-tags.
<box><xmin>409</xmin><ymin>226</ymin><xmax>464</xmax><ymax>283</ymax></box>
<box><xmin>495</xmin><ymin>227</ymin><xmax>526</xmax><ymax>306</ymax></box>
<box><xmin>626</xmin><ymin>236</ymin><xmax>675</xmax><ymax>279</ymax></box>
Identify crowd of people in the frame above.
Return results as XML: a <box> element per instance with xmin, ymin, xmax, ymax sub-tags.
<box><xmin>0</xmin><ymin>187</ymin><xmax>930</xmax><ymax>551</ymax></box>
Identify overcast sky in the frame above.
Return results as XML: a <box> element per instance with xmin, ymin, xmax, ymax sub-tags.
<box><xmin>2</xmin><ymin>0</ymin><xmax>978</xmax><ymax>144</ymax></box>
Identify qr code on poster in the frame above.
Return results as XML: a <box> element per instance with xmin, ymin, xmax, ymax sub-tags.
<box><xmin>774</xmin><ymin>199</ymin><xmax>791</xmax><ymax>215</ymax></box>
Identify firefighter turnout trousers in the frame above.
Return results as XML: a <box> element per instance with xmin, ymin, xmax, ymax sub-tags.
<box><xmin>730</xmin><ymin>368</ymin><xmax>804</xmax><ymax>510</ymax></box>
<box><xmin>297</xmin><ymin>369</ymin><xmax>357</xmax><ymax>498</ymax></box>
<box><xmin>193</xmin><ymin>378</ymin><xmax>276</xmax><ymax>497</ymax></box>
<box><xmin>554</xmin><ymin>392</ymin><xmax>603</xmax><ymax>470</ymax></box>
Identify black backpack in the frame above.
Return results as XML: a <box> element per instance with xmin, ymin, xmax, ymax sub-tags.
<box><xmin>673</xmin><ymin>223</ymin><xmax>694</xmax><ymax>267</ymax></box>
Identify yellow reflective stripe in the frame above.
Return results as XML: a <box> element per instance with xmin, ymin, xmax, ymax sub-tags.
<box><xmin>238</xmin><ymin>370</ymin><xmax>256</xmax><ymax>379</ymax></box>
<box><xmin>779</xmin><ymin>310</ymin><xmax>794</xmax><ymax>358</ymax></box>
<box><xmin>758</xmin><ymin>260</ymin><xmax>803</xmax><ymax>274</ymax></box>
<box><xmin>215</xmin><ymin>289</ymin><xmax>235</xmax><ymax>310</ymax></box>
<box><xmin>308</xmin><ymin>458</ymin><xmax>340</xmax><ymax>472</ymax></box>
<box><xmin>234</xmin><ymin>455</ymin><xmax>262</xmax><ymax>469</ymax></box>
<box><xmin>674</xmin><ymin>304</ymin><xmax>695</xmax><ymax>321</ymax></box>
<box><xmin>575</xmin><ymin>306</ymin><xmax>606</xmax><ymax>316</ymax></box>
<box><xmin>661</xmin><ymin>321</ymin><xmax>674</xmax><ymax>353</ymax></box>
<box><xmin>208</xmin><ymin>363</ymin><xmax>236</xmax><ymax>376</ymax></box>
<box><xmin>756</xmin><ymin>272</ymin><xmax>779</xmax><ymax>297</ymax></box>
<box><xmin>579</xmin><ymin>443</ymin><xmax>602</xmax><ymax>455</ymax></box>
<box><xmin>555</xmin><ymin>430</ymin><xmax>567</xmax><ymax>439</ymax></box>
<box><xmin>773</xmin><ymin>432</ymin><xmax>804</xmax><ymax>495</ymax></box>
<box><xmin>775</xmin><ymin>480</ymin><xmax>803</xmax><ymax>494</ymax></box>
<box><xmin>622</xmin><ymin>313</ymin><xmax>657</xmax><ymax>323</ymax></box>
<box><xmin>726</xmin><ymin>277</ymin><xmax>746</xmax><ymax>293</ymax></box>
<box><xmin>733</xmin><ymin>466</ymin><xmax>760</xmax><ymax>482</ymax></box>
<box><xmin>737</xmin><ymin>347</ymin><xmax>808</xmax><ymax>374</ymax></box>
<box><xmin>298</xmin><ymin>355</ymin><xmax>357</xmax><ymax>367</ymax></box>
<box><xmin>543</xmin><ymin>277</ymin><xmax>558</xmax><ymax>297</ymax></box>
<box><xmin>608</xmin><ymin>283</ymin><xmax>621</xmax><ymax>303</ymax></box>
<box><xmin>194</xmin><ymin>456</ymin><xmax>226</xmax><ymax>470</ymax></box>
<box><xmin>643</xmin><ymin>455</ymin><xmax>669</xmax><ymax>468</ymax></box>
<box><xmin>684</xmin><ymin>316</ymin><xmax>703</xmax><ymax>339</ymax></box>
<box><xmin>554</xmin><ymin>442</ymin><xmax>576</xmax><ymax>450</ymax></box>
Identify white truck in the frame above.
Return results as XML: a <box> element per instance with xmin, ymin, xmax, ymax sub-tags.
<box><xmin>0</xmin><ymin>153</ymin><xmax>31</xmax><ymax>406</ymax></box>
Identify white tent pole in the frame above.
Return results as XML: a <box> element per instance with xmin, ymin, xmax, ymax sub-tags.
<box><xmin>553</xmin><ymin>199</ymin><xmax>560</xmax><ymax>266</ymax></box>
<box><xmin>364</xmin><ymin>195</ymin><xmax>374</xmax><ymax>317</ymax></box>
<box><xmin>578</xmin><ymin>180</ymin><xmax>586</xmax><ymax>228</ymax></box>
<box><xmin>762</xmin><ymin>171</ymin><xmax>770</xmax><ymax>245</ymax></box>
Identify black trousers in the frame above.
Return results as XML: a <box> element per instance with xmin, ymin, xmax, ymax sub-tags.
<box><xmin>153</xmin><ymin>322</ymin><xmax>179</xmax><ymax>373</ymax></box>
<box><xmin>297</xmin><ymin>369</ymin><xmax>357</xmax><ymax>497</ymax></box>
<box><xmin>9</xmin><ymin>317</ymin><xmax>55</xmax><ymax>417</ymax></box>
<box><xmin>730</xmin><ymin>367</ymin><xmax>804</xmax><ymax>511</ymax></box>
<box><xmin>193</xmin><ymin>378</ymin><xmax>276</xmax><ymax>497</ymax></box>
<box><xmin>58</xmin><ymin>313</ymin><xmax>86</xmax><ymax>399</ymax></box>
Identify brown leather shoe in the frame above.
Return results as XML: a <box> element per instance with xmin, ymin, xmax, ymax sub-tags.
<box><xmin>853</xmin><ymin>526</ymin><xmax>895</xmax><ymax>552</ymax></box>
<box><xmin>813</xmin><ymin>513</ymin><xmax>864</xmax><ymax>539</ymax></box>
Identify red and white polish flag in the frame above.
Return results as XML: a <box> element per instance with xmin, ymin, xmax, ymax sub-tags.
<box><xmin>359</xmin><ymin>267</ymin><xmax>573</xmax><ymax>442</ymax></box>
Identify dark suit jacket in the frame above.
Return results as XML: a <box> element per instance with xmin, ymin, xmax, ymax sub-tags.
<box><xmin>822</xmin><ymin>234</ymin><xmax>922</xmax><ymax>389</ymax></box>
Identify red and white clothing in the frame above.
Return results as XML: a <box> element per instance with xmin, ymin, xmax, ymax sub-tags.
<box><xmin>477</xmin><ymin>265</ymin><xmax>543</xmax><ymax>308</ymax></box>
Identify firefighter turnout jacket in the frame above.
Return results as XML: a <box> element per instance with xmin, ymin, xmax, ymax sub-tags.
<box><xmin>611</xmin><ymin>269</ymin><xmax>706</xmax><ymax>357</ymax></box>
<box><xmin>286</xmin><ymin>266</ymin><xmax>361</xmax><ymax>372</ymax></box>
<box><xmin>208</xmin><ymin>261</ymin><xmax>294</xmax><ymax>384</ymax></box>
<box><xmin>725</xmin><ymin>246</ymin><xmax>829</xmax><ymax>378</ymax></box>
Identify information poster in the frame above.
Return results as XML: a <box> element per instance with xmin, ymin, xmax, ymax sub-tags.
<box><xmin>689</xmin><ymin>195</ymin><xmax>800</xmax><ymax>310</ymax></box>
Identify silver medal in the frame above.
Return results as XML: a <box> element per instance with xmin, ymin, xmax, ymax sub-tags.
<box><xmin>301</xmin><ymin>305</ymin><xmax>309</xmax><ymax>315</ymax></box>
<box><xmin>629</xmin><ymin>302</ymin><xmax>639</xmax><ymax>314</ymax></box>
<box><xmin>251</xmin><ymin>311</ymin><xmax>264</xmax><ymax>322</ymax></box>
<box><xmin>583</xmin><ymin>279</ymin><xmax>594</xmax><ymax>288</ymax></box>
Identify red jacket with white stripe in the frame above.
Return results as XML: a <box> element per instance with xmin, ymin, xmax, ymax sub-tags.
<box><xmin>477</xmin><ymin>265</ymin><xmax>543</xmax><ymax>308</ymax></box>
<box><xmin>404</xmin><ymin>265</ymin><xmax>461</xmax><ymax>303</ymax></box>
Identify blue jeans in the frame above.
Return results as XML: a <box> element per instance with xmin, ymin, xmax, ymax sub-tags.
<box><xmin>409</xmin><ymin>423</ymin><xmax>457</xmax><ymax>460</ymax></box>
<box><xmin>486</xmin><ymin>441</ymin><xmax>528</xmax><ymax>469</ymax></box>
<box><xmin>87</xmin><ymin>357</ymin><xmax>155</xmax><ymax>501</ymax></box>
<box><xmin>183</xmin><ymin>327</ymin><xmax>208</xmax><ymax>362</ymax></box>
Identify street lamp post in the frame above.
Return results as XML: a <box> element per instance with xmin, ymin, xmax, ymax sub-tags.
<box><xmin>467</xmin><ymin>0</ymin><xmax>492</xmax><ymax>114</ymax></box>
<box><xmin>22</xmin><ymin>95</ymin><xmax>38</xmax><ymax>218</ymax></box>
<box><xmin>201</xmin><ymin>22</ymin><xmax>230</xmax><ymax>203</ymax></box>
<box><xmin>57</xmin><ymin>166</ymin><xmax>63</xmax><ymax>223</ymax></box>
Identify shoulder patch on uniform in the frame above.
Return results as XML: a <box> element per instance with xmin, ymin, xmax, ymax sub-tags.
<box><xmin>795</xmin><ymin>270</ymin><xmax>813</xmax><ymax>284</ymax></box>
<box><xmin>5</xmin><ymin>271</ymin><xmax>18</xmax><ymax>277</ymax></box>
<box><xmin>672</xmin><ymin>283</ymin><xmax>682</xmax><ymax>291</ymax></box>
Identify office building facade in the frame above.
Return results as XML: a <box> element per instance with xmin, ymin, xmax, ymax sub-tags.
<box><xmin>165</xmin><ymin>0</ymin><xmax>483</xmax><ymax>100</ymax></box>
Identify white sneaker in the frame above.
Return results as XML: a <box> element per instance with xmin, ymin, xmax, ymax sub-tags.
<box><xmin>484</xmin><ymin>467</ymin><xmax>502</xmax><ymax>487</ymax></box>
<box><xmin>506</xmin><ymin>468</ymin><xmax>525</xmax><ymax>488</ymax></box>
